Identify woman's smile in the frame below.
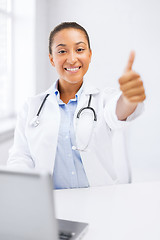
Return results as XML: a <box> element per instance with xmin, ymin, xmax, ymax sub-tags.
<box><xmin>64</xmin><ymin>66</ymin><xmax>81</xmax><ymax>73</ymax></box>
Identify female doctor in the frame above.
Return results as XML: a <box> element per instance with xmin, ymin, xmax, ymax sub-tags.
<box><xmin>8</xmin><ymin>22</ymin><xmax>146</xmax><ymax>189</ymax></box>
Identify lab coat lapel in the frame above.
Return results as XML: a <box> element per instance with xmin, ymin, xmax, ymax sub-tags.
<box><xmin>28</xmin><ymin>91</ymin><xmax>60</xmax><ymax>173</ymax></box>
<box><xmin>41</xmin><ymin>93</ymin><xmax>60</xmax><ymax>172</ymax></box>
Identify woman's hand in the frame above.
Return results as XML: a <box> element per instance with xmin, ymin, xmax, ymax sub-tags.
<box><xmin>116</xmin><ymin>51</ymin><xmax>146</xmax><ymax>120</ymax></box>
<box><xmin>119</xmin><ymin>51</ymin><xmax>146</xmax><ymax>103</ymax></box>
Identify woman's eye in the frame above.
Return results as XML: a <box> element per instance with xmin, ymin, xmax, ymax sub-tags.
<box><xmin>77</xmin><ymin>48</ymin><xmax>84</xmax><ymax>52</ymax></box>
<box><xmin>58</xmin><ymin>50</ymin><xmax>66</xmax><ymax>54</ymax></box>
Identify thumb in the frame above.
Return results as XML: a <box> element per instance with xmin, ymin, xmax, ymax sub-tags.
<box><xmin>124</xmin><ymin>50</ymin><xmax>135</xmax><ymax>73</ymax></box>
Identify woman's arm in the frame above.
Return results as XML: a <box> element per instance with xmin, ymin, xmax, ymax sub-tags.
<box><xmin>7</xmin><ymin>101</ymin><xmax>35</xmax><ymax>169</ymax></box>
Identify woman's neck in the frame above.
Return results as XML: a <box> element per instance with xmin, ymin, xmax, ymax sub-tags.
<box><xmin>58</xmin><ymin>80</ymin><xmax>83</xmax><ymax>104</ymax></box>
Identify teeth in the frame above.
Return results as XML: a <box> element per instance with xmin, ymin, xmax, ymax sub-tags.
<box><xmin>66</xmin><ymin>67</ymin><xmax>79</xmax><ymax>72</ymax></box>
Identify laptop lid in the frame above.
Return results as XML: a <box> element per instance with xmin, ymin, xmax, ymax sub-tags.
<box><xmin>0</xmin><ymin>168</ymin><xmax>88</xmax><ymax>240</ymax></box>
<box><xmin>0</xmin><ymin>168</ymin><xmax>58</xmax><ymax>240</ymax></box>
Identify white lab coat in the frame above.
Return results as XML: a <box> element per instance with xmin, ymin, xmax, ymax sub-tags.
<box><xmin>8</xmin><ymin>81</ymin><xmax>143</xmax><ymax>187</ymax></box>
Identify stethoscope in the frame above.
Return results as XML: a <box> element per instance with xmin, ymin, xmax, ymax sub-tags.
<box><xmin>30</xmin><ymin>93</ymin><xmax>97</xmax><ymax>151</ymax></box>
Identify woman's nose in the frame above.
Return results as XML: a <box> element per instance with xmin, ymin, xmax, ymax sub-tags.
<box><xmin>66</xmin><ymin>51</ymin><xmax>77</xmax><ymax>64</ymax></box>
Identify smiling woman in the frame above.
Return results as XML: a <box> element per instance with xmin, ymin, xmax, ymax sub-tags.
<box><xmin>7</xmin><ymin>22</ymin><xmax>145</xmax><ymax>189</ymax></box>
<box><xmin>48</xmin><ymin>24</ymin><xmax>92</xmax><ymax>103</ymax></box>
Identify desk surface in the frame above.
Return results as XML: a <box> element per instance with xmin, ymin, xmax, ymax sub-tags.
<box><xmin>54</xmin><ymin>181</ymin><xmax>160</xmax><ymax>240</ymax></box>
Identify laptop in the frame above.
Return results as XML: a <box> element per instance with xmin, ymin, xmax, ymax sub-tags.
<box><xmin>0</xmin><ymin>168</ymin><xmax>88</xmax><ymax>240</ymax></box>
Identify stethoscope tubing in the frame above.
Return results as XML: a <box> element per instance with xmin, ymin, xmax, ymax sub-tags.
<box><xmin>31</xmin><ymin>93</ymin><xmax>97</xmax><ymax>127</ymax></box>
<box><xmin>77</xmin><ymin>94</ymin><xmax>97</xmax><ymax>121</ymax></box>
<box><xmin>36</xmin><ymin>94</ymin><xmax>50</xmax><ymax>117</ymax></box>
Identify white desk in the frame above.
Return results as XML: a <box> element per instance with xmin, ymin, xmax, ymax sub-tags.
<box><xmin>55</xmin><ymin>182</ymin><xmax>160</xmax><ymax>240</ymax></box>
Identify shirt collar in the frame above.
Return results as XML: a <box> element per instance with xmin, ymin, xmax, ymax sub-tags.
<box><xmin>53</xmin><ymin>79</ymin><xmax>83</xmax><ymax>104</ymax></box>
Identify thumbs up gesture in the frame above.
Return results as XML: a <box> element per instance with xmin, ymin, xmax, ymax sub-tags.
<box><xmin>116</xmin><ymin>51</ymin><xmax>146</xmax><ymax>120</ymax></box>
<box><xmin>119</xmin><ymin>51</ymin><xmax>146</xmax><ymax>103</ymax></box>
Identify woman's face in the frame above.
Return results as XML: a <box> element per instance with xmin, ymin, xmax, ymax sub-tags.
<box><xmin>49</xmin><ymin>28</ymin><xmax>92</xmax><ymax>87</ymax></box>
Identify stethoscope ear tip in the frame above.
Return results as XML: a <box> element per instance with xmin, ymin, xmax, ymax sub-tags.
<box><xmin>30</xmin><ymin>116</ymin><xmax>40</xmax><ymax>127</ymax></box>
<box><xmin>30</xmin><ymin>93</ymin><xmax>50</xmax><ymax>128</ymax></box>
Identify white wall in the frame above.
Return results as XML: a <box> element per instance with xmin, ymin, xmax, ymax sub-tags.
<box><xmin>47</xmin><ymin>0</ymin><xmax>160</xmax><ymax>182</ymax></box>
<box><xmin>35</xmin><ymin>0</ymin><xmax>51</xmax><ymax>93</ymax></box>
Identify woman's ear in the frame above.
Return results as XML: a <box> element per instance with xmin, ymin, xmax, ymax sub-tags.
<box><xmin>49</xmin><ymin>54</ymin><xmax>55</xmax><ymax>67</ymax></box>
<box><xmin>89</xmin><ymin>49</ymin><xmax>92</xmax><ymax>63</ymax></box>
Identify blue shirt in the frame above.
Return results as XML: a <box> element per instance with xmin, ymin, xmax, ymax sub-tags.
<box><xmin>53</xmin><ymin>81</ymin><xmax>89</xmax><ymax>189</ymax></box>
